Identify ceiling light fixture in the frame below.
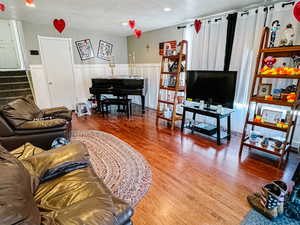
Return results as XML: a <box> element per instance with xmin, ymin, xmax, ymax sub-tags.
<box><xmin>25</xmin><ymin>0</ymin><xmax>35</xmax><ymax>8</ymax></box>
<box><xmin>163</xmin><ymin>7</ymin><xmax>172</xmax><ymax>12</ymax></box>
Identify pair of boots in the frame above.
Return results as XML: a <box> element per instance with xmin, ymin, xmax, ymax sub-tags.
<box><xmin>247</xmin><ymin>180</ymin><xmax>288</xmax><ymax>220</ymax></box>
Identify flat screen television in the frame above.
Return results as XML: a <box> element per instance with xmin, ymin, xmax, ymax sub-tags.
<box><xmin>186</xmin><ymin>70</ymin><xmax>237</xmax><ymax>109</ymax></box>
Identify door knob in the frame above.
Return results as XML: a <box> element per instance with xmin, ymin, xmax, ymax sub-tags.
<box><xmin>48</xmin><ymin>82</ymin><xmax>53</xmax><ymax>85</ymax></box>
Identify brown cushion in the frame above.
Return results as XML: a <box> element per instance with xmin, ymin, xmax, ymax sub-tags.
<box><xmin>16</xmin><ymin>119</ymin><xmax>66</xmax><ymax>130</ymax></box>
<box><xmin>0</xmin><ymin>145</ymin><xmax>41</xmax><ymax>225</ymax></box>
<box><xmin>1</xmin><ymin>98</ymin><xmax>42</xmax><ymax>128</ymax></box>
<box><xmin>21</xmin><ymin>141</ymin><xmax>89</xmax><ymax>179</ymax></box>
<box><xmin>10</xmin><ymin>142</ymin><xmax>45</xmax><ymax>160</ymax></box>
<box><xmin>42</xmin><ymin>107</ymin><xmax>69</xmax><ymax>116</ymax></box>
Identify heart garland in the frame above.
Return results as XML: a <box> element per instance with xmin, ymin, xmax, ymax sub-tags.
<box><xmin>128</xmin><ymin>20</ymin><xmax>135</xmax><ymax>29</ymax></box>
<box><xmin>134</xmin><ymin>29</ymin><xmax>142</xmax><ymax>38</ymax></box>
<box><xmin>194</xmin><ymin>19</ymin><xmax>202</xmax><ymax>33</ymax></box>
<box><xmin>53</xmin><ymin>19</ymin><xmax>66</xmax><ymax>33</ymax></box>
<box><xmin>0</xmin><ymin>3</ymin><xmax>5</xmax><ymax>11</ymax></box>
<box><xmin>294</xmin><ymin>1</ymin><xmax>300</xmax><ymax>22</ymax></box>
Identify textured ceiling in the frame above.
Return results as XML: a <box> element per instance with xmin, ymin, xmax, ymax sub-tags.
<box><xmin>0</xmin><ymin>0</ymin><xmax>263</xmax><ymax>36</ymax></box>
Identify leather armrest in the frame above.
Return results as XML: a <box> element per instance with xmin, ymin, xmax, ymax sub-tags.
<box><xmin>21</xmin><ymin>142</ymin><xmax>89</xmax><ymax>179</ymax></box>
<box><xmin>16</xmin><ymin>119</ymin><xmax>66</xmax><ymax>130</ymax></box>
<box><xmin>42</xmin><ymin>107</ymin><xmax>69</xmax><ymax>116</ymax></box>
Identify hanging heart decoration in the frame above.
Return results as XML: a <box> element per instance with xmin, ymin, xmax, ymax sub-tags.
<box><xmin>194</xmin><ymin>19</ymin><xmax>202</xmax><ymax>33</ymax></box>
<box><xmin>53</xmin><ymin>19</ymin><xmax>66</xmax><ymax>33</ymax></box>
<box><xmin>134</xmin><ymin>29</ymin><xmax>142</xmax><ymax>38</ymax></box>
<box><xmin>0</xmin><ymin>3</ymin><xmax>5</xmax><ymax>11</ymax></box>
<box><xmin>128</xmin><ymin>20</ymin><xmax>136</xmax><ymax>29</ymax></box>
<box><xmin>294</xmin><ymin>1</ymin><xmax>300</xmax><ymax>22</ymax></box>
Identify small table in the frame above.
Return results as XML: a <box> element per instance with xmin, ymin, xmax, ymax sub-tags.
<box><xmin>181</xmin><ymin>105</ymin><xmax>234</xmax><ymax>145</ymax></box>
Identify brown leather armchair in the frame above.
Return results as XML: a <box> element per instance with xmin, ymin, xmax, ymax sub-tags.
<box><xmin>0</xmin><ymin>142</ymin><xmax>134</xmax><ymax>225</ymax></box>
<box><xmin>0</xmin><ymin>98</ymin><xmax>72</xmax><ymax>150</ymax></box>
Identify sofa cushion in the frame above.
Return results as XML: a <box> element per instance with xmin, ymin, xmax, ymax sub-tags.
<box><xmin>42</xmin><ymin>106</ymin><xmax>69</xmax><ymax>116</ymax></box>
<box><xmin>1</xmin><ymin>98</ymin><xmax>42</xmax><ymax>128</ymax></box>
<box><xmin>17</xmin><ymin>119</ymin><xmax>66</xmax><ymax>130</ymax></box>
<box><xmin>0</xmin><ymin>145</ymin><xmax>41</xmax><ymax>225</ymax></box>
<box><xmin>10</xmin><ymin>142</ymin><xmax>45</xmax><ymax>160</ymax></box>
<box><xmin>35</xmin><ymin>167</ymin><xmax>118</xmax><ymax>225</ymax></box>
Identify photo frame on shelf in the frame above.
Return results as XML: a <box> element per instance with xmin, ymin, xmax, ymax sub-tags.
<box><xmin>261</xmin><ymin>107</ymin><xmax>285</xmax><ymax>124</ymax></box>
<box><xmin>75</xmin><ymin>39</ymin><xmax>94</xmax><ymax>61</ymax></box>
<box><xmin>257</xmin><ymin>83</ymin><xmax>272</xmax><ymax>97</ymax></box>
<box><xmin>97</xmin><ymin>40</ymin><xmax>113</xmax><ymax>61</ymax></box>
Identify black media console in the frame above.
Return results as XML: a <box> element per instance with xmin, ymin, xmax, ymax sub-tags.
<box><xmin>181</xmin><ymin>104</ymin><xmax>234</xmax><ymax>145</ymax></box>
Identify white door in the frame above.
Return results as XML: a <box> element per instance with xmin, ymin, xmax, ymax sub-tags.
<box><xmin>39</xmin><ymin>36</ymin><xmax>75</xmax><ymax>109</ymax></box>
<box><xmin>0</xmin><ymin>20</ymin><xmax>21</xmax><ymax>69</ymax></box>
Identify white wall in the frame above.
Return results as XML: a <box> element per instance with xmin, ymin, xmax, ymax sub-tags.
<box><xmin>127</xmin><ymin>25</ymin><xmax>184</xmax><ymax>64</ymax></box>
<box><xmin>22</xmin><ymin>21</ymin><xmax>128</xmax><ymax>65</ymax></box>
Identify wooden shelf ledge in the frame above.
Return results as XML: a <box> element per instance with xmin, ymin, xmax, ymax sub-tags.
<box><xmin>261</xmin><ymin>46</ymin><xmax>300</xmax><ymax>53</ymax></box>
<box><xmin>243</xmin><ymin>139</ymin><xmax>284</xmax><ymax>157</ymax></box>
<box><xmin>158</xmin><ymin>100</ymin><xmax>175</xmax><ymax>105</ymax></box>
<box><xmin>247</xmin><ymin>120</ymin><xmax>289</xmax><ymax>132</ymax></box>
<box><xmin>256</xmin><ymin>74</ymin><xmax>300</xmax><ymax>79</ymax></box>
<box><xmin>160</xmin><ymin>86</ymin><xmax>185</xmax><ymax>91</ymax></box>
<box><xmin>250</xmin><ymin>97</ymin><xmax>297</xmax><ymax>107</ymax></box>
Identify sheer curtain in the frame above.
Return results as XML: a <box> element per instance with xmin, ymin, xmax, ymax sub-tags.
<box><xmin>185</xmin><ymin>15</ymin><xmax>228</xmax><ymax>70</ymax></box>
<box><xmin>229</xmin><ymin>7</ymin><xmax>267</xmax><ymax>132</ymax></box>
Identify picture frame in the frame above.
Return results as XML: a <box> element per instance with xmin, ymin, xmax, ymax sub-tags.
<box><xmin>97</xmin><ymin>40</ymin><xmax>113</xmax><ymax>61</ymax></box>
<box><xmin>75</xmin><ymin>39</ymin><xmax>94</xmax><ymax>61</ymax></box>
<box><xmin>257</xmin><ymin>83</ymin><xmax>272</xmax><ymax>97</ymax></box>
<box><xmin>159</xmin><ymin>40</ymin><xmax>177</xmax><ymax>56</ymax></box>
<box><xmin>261</xmin><ymin>107</ymin><xmax>285</xmax><ymax>124</ymax></box>
<box><xmin>75</xmin><ymin>102</ymin><xmax>91</xmax><ymax>117</ymax></box>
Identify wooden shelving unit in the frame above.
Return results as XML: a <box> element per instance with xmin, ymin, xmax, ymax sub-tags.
<box><xmin>239</xmin><ymin>27</ymin><xmax>300</xmax><ymax>168</ymax></box>
<box><xmin>156</xmin><ymin>40</ymin><xmax>188</xmax><ymax>130</ymax></box>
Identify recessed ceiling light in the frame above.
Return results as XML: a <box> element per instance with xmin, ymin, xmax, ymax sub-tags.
<box><xmin>121</xmin><ymin>22</ymin><xmax>128</xmax><ymax>26</ymax></box>
<box><xmin>164</xmin><ymin>7</ymin><xmax>172</xmax><ymax>12</ymax></box>
<box><xmin>25</xmin><ymin>2</ymin><xmax>36</xmax><ymax>7</ymax></box>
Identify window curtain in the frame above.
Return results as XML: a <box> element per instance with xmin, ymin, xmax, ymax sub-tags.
<box><xmin>185</xmin><ymin>15</ymin><xmax>228</xmax><ymax>70</ymax></box>
<box><xmin>229</xmin><ymin>7</ymin><xmax>267</xmax><ymax>132</ymax></box>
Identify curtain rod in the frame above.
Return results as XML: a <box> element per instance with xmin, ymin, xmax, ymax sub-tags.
<box><xmin>181</xmin><ymin>0</ymin><xmax>294</xmax><ymax>26</ymax></box>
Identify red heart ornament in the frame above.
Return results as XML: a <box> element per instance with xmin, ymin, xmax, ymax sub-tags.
<box><xmin>129</xmin><ymin>20</ymin><xmax>135</xmax><ymax>29</ymax></box>
<box><xmin>194</xmin><ymin>19</ymin><xmax>201</xmax><ymax>33</ymax></box>
<box><xmin>0</xmin><ymin>3</ymin><xmax>5</xmax><ymax>11</ymax></box>
<box><xmin>134</xmin><ymin>29</ymin><xmax>142</xmax><ymax>38</ymax></box>
<box><xmin>294</xmin><ymin>1</ymin><xmax>300</xmax><ymax>22</ymax></box>
<box><xmin>53</xmin><ymin>19</ymin><xmax>66</xmax><ymax>33</ymax></box>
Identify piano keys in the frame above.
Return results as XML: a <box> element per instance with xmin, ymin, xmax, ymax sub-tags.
<box><xmin>89</xmin><ymin>76</ymin><xmax>146</xmax><ymax>113</ymax></box>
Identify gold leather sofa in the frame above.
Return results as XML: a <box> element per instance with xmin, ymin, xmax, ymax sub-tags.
<box><xmin>0</xmin><ymin>142</ymin><xmax>134</xmax><ymax>225</ymax></box>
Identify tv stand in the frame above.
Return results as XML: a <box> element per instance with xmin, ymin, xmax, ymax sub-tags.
<box><xmin>204</xmin><ymin>107</ymin><xmax>217</xmax><ymax>112</ymax></box>
<box><xmin>181</xmin><ymin>105</ymin><xmax>234</xmax><ymax>145</ymax></box>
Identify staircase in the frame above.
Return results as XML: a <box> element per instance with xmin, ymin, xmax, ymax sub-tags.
<box><xmin>0</xmin><ymin>71</ymin><xmax>33</xmax><ymax>106</ymax></box>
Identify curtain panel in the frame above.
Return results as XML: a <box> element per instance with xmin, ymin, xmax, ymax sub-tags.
<box><xmin>185</xmin><ymin>15</ymin><xmax>228</xmax><ymax>71</ymax></box>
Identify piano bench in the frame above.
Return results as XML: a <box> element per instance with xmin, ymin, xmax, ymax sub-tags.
<box><xmin>101</xmin><ymin>98</ymin><xmax>132</xmax><ymax>118</ymax></box>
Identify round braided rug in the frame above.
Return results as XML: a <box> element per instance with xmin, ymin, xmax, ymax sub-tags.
<box><xmin>71</xmin><ymin>130</ymin><xmax>152</xmax><ymax>207</ymax></box>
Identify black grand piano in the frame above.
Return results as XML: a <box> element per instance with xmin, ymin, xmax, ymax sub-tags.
<box><xmin>89</xmin><ymin>77</ymin><xmax>146</xmax><ymax>113</ymax></box>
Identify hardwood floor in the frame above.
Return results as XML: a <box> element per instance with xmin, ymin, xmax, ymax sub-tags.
<box><xmin>72</xmin><ymin>106</ymin><xmax>300</xmax><ymax>225</ymax></box>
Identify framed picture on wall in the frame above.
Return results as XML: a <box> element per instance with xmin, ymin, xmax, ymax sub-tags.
<box><xmin>75</xmin><ymin>39</ymin><xmax>94</xmax><ymax>61</ymax></box>
<box><xmin>97</xmin><ymin>40</ymin><xmax>113</xmax><ymax>61</ymax></box>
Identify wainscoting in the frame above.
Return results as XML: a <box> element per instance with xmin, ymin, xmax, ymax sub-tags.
<box><xmin>30</xmin><ymin>63</ymin><xmax>161</xmax><ymax>110</ymax></box>
<box><xmin>29</xmin><ymin>63</ymin><xmax>300</xmax><ymax>146</ymax></box>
